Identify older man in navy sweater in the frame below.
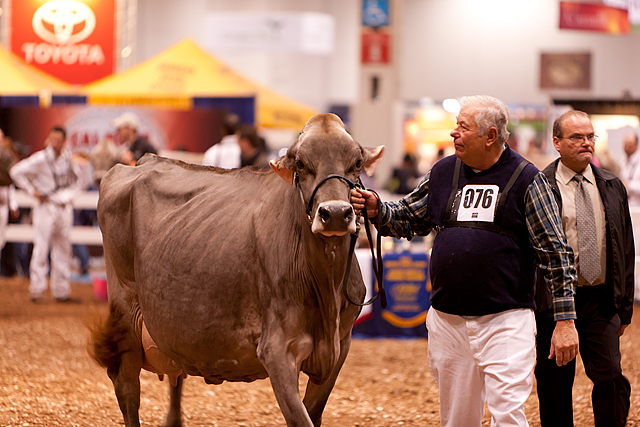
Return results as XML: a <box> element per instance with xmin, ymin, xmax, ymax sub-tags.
<box><xmin>352</xmin><ymin>95</ymin><xmax>579</xmax><ymax>427</ymax></box>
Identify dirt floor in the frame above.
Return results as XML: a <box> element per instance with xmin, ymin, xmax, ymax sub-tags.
<box><xmin>1</xmin><ymin>276</ymin><xmax>639</xmax><ymax>426</ymax></box>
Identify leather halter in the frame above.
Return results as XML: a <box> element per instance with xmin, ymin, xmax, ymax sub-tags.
<box><xmin>295</xmin><ymin>173</ymin><xmax>359</xmax><ymax>218</ymax></box>
<box><xmin>295</xmin><ymin>172</ymin><xmax>387</xmax><ymax>309</ymax></box>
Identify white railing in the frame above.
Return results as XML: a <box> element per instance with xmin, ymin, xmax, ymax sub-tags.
<box><xmin>6</xmin><ymin>190</ymin><xmax>102</xmax><ymax>245</ymax></box>
<box><xmin>5</xmin><ymin>150</ymin><xmax>200</xmax><ymax>246</ymax></box>
<box><xmin>6</xmin><ymin>194</ymin><xmax>640</xmax><ymax>267</ymax></box>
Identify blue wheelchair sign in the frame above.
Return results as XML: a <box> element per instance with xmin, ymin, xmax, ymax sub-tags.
<box><xmin>362</xmin><ymin>0</ymin><xmax>390</xmax><ymax>28</ymax></box>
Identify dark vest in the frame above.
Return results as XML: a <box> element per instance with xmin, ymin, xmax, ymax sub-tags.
<box><xmin>428</xmin><ymin>147</ymin><xmax>540</xmax><ymax>316</ymax></box>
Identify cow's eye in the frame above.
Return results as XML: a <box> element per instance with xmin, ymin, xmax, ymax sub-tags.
<box><xmin>296</xmin><ymin>160</ymin><xmax>305</xmax><ymax>170</ymax></box>
<box><xmin>348</xmin><ymin>159</ymin><xmax>363</xmax><ymax>174</ymax></box>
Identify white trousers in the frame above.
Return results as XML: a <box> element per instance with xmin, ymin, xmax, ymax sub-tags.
<box><xmin>426</xmin><ymin>308</ymin><xmax>536</xmax><ymax>427</ymax></box>
<box><xmin>29</xmin><ymin>202</ymin><xmax>73</xmax><ymax>299</ymax></box>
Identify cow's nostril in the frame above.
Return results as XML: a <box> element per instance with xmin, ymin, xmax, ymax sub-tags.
<box><xmin>319</xmin><ymin>206</ymin><xmax>331</xmax><ymax>223</ymax></box>
<box><xmin>343</xmin><ymin>206</ymin><xmax>354</xmax><ymax>222</ymax></box>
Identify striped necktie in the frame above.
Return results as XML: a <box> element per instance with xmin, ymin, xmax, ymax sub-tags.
<box><xmin>573</xmin><ymin>174</ymin><xmax>600</xmax><ymax>284</ymax></box>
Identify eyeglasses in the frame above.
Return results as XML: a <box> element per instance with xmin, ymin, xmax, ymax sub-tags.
<box><xmin>562</xmin><ymin>134</ymin><xmax>598</xmax><ymax>143</ymax></box>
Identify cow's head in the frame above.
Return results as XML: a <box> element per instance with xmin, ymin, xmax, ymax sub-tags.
<box><xmin>270</xmin><ymin>113</ymin><xmax>384</xmax><ymax>237</ymax></box>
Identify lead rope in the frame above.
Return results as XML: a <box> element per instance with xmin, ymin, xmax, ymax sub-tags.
<box><xmin>342</xmin><ymin>183</ymin><xmax>387</xmax><ymax>309</ymax></box>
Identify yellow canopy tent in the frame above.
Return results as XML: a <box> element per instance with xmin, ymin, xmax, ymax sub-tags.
<box><xmin>0</xmin><ymin>44</ymin><xmax>82</xmax><ymax>106</ymax></box>
<box><xmin>84</xmin><ymin>39</ymin><xmax>317</xmax><ymax>129</ymax></box>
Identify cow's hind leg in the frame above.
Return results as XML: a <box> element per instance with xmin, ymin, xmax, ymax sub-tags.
<box><xmin>161</xmin><ymin>375</ymin><xmax>184</xmax><ymax>427</ymax></box>
<box><xmin>89</xmin><ymin>303</ymin><xmax>145</xmax><ymax>427</ymax></box>
<box><xmin>302</xmin><ymin>335</ymin><xmax>352</xmax><ymax>427</ymax></box>
<box><xmin>108</xmin><ymin>329</ymin><xmax>145</xmax><ymax>427</ymax></box>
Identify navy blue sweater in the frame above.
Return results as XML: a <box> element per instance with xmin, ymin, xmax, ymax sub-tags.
<box><xmin>428</xmin><ymin>148</ymin><xmax>540</xmax><ymax>315</ymax></box>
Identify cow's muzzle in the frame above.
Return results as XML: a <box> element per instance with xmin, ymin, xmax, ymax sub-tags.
<box><xmin>296</xmin><ymin>173</ymin><xmax>361</xmax><ymax>236</ymax></box>
<box><xmin>311</xmin><ymin>201</ymin><xmax>357</xmax><ymax>236</ymax></box>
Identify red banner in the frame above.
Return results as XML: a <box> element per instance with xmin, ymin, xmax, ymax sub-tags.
<box><xmin>0</xmin><ymin>105</ymin><xmax>226</xmax><ymax>155</ymax></box>
<box><xmin>560</xmin><ymin>1</ymin><xmax>630</xmax><ymax>34</ymax></box>
<box><xmin>11</xmin><ymin>0</ymin><xmax>116</xmax><ymax>85</ymax></box>
<box><xmin>361</xmin><ymin>31</ymin><xmax>391</xmax><ymax>64</ymax></box>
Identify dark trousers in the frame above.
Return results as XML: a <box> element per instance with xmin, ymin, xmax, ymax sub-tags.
<box><xmin>535</xmin><ymin>284</ymin><xmax>630</xmax><ymax>427</ymax></box>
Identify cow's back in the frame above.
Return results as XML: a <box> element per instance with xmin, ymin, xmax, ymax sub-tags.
<box><xmin>99</xmin><ymin>156</ymin><xmax>279</xmax><ymax>281</ymax></box>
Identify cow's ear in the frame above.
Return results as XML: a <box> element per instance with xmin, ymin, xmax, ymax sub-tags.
<box><xmin>362</xmin><ymin>145</ymin><xmax>385</xmax><ymax>176</ymax></box>
<box><xmin>270</xmin><ymin>157</ymin><xmax>295</xmax><ymax>185</ymax></box>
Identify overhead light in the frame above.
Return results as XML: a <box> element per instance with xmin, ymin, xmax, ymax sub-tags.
<box><xmin>121</xmin><ymin>46</ymin><xmax>132</xmax><ymax>58</ymax></box>
<box><xmin>442</xmin><ymin>98</ymin><xmax>460</xmax><ymax>114</ymax></box>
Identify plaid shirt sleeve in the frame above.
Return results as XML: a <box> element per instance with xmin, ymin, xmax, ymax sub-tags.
<box><xmin>376</xmin><ymin>170</ymin><xmax>433</xmax><ymax>240</ymax></box>
<box><xmin>525</xmin><ymin>172</ymin><xmax>577</xmax><ymax>321</ymax></box>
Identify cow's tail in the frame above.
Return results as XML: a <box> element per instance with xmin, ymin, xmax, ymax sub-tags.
<box><xmin>87</xmin><ymin>303</ymin><xmax>131</xmax><ymax>371</ymax></box>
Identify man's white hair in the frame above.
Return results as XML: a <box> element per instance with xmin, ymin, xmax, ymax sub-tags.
<box><xmin>460</xmin><ymin>95</ymin><xmax>510</xmax><ymax>146</ymax></box>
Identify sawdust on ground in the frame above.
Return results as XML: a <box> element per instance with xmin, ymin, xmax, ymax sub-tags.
<box><xmin>1</xmin><ymin>276</ymin><xmax>639</xmax><ymax>426</ymax></box>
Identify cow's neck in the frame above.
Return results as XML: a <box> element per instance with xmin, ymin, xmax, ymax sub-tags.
<box><xmin>289</xmin><ymin>189</ymin><xmax>352</xmax><ymax>377</ymax></box>
<box><xmin>304</xmin><ymin>229</ymin><xmax>352</xmax><ymax>380</ymax></box>
<box><xmin>302</xmin><ymin>229</ymin><xmax>350</xmax><ymax>295</ymax></box>
<box><xmin>323</xmin><ymin>240</ymin><xmax>340</xmax><ymax>265</ymax></box>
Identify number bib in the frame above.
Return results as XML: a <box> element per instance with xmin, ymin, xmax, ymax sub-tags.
<box><xmin>456</xmin><ymin>184</ymin><xmax>499</xmax><ymax>222</ymax></box>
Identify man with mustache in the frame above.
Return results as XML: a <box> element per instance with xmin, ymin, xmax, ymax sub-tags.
<box><xmin>534</xmin><ymin>110</ymin><xmax>633</xmax><ymax>427</ymax></box>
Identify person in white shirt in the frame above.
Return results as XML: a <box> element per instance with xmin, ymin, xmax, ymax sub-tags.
<box><xmin>10</xmin><ymin>126</ymin><xmax>84</xmax><ymax>303</ymax></box>
<box><xmin>202</xmin><ymin>113</ymin><xmax>241</xmax><ymax>169</ymax></box>
<box><xmin>619</xmin><ymin>131</ymin><xmax>640</xmax><ymax>207</ymax></box>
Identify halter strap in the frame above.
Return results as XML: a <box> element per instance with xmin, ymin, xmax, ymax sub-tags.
<box><xmin>297</xmin><ymin>173</ymin><xmax>359</xmax><ymax>216</ymax></box>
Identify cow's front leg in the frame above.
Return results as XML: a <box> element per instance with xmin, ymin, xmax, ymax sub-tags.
<box><xmin>258</xmin><ymin>326</ymin><xmax>314</xmax><ymax>427</ymax></box>
<box><xmin>302</xmin><ymin>334</ymin><xmax>351</xmax><ymax>426</ymax></box>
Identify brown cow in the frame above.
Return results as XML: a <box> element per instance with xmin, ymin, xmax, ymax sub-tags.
<box><xmin>89</xmin><ymin>113</ymin><xmax>384</xmax><ymax>427</ymax></box>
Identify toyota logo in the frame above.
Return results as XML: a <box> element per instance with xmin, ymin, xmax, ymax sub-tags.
<box><xmin>32</xmin><ymin>0</ymin><xmax>96</xmax><ymax>45</ymax></box>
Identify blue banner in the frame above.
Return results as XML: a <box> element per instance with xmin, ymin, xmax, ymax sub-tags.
<box><xmin>354</xmin><ymin>251</ymin><xmax>430</xmax><ymax>338</ymax></box>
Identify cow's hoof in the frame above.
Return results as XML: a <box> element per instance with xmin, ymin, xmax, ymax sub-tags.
<box><xmin>160</xmin><ymin>415</ymin><xmax>183</xmax><ymax>427</ymax></box>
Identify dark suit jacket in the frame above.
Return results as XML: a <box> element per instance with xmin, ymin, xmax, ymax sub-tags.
<box><xmin>535</xmin><ymin>159</ymin><xmax>635</xmax><ymax>325</ymax></box>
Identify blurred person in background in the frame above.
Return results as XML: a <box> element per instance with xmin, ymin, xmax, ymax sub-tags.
<box><xmin>238</xmin><ymin>124</ymin><xmax>270</xmax><ymax>168</ymax></box>
<box><xmin>90</xmin><ymin>136</ymin><xmax>120</xmax><ymax>186</ymax></box>
<box><xmin>10</xmin><ymin>126</ymin><xmax>84</xmax><ymax>303</ymax></box>
<box><xmin>0</xmin><ymin>128</ymin><xmax>19</xmax><ymax>264</ymax></box>
<box><xmin>202</xmin><ymin>113</ymin><xmax>241</xmax><ymax>168</ymax></box>
<box><xmin>0</xmin><ymin>134</ymin><xmax>32</xmax><ymax>278</ymax></box>
<box><xmin>593</xmin><ymin>146</ymin><xmax>620</xmax><ymax>177</ymax></box>
<box><xmin>351</xmin><ymin>95</ymin><xmax>579</xmax><ymax>427</ymax></box>
<box><xmin>534</xmin><ymin>110</ymin><xmax>633</xmax><ymax>427</ymax></box>
<box><xmin>619</xmin><ymin>131</ymin><xmax>640</xmax><ymax>207</ymax></box>
<box><xmin>112</xmin><ymin>112</ymin><xmax>157</xmax><ymax>166</ymax></box>
<box><xmin>386</xmin><ymin>153</ymin><xmax>421</xmax><ymax>194</ymax></box>
<box><xmin>524</xmin><ymin>141</ymin><xmax>555</xmax><ymax>171</ymax></box>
